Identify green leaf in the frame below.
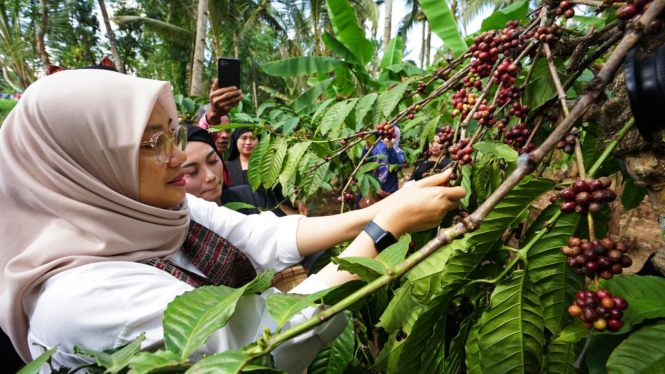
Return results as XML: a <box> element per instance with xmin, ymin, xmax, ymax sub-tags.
<box><xmin>182</xmin><ymin>98</ymin><xmax>195</xmax><ymax>114</ymax></box>
<box><xmin>542</xmin><ymin>337</ymin><xmax>584</xmax><ymax>374</ymax></box>
<box><xmin>322</xmin><ymin>32</ymin><xmax>363</xmax><ymax>66</ymax></box>
<box><xmin>358</xmin><ymin>162</ymin><xmax>382</xmax><ymax>175</ymax></box>
<box><xmin>128</xmin><ymin>350</ymin><xmax>187</xmax><ymax>374</ymax></box>
<box><xmin>408</xmin><ymin>177</ymin><xmax>556</xmax><ymax>304</ymax></box>
<box><xmin>472</xmin><ymin>158</ymin><xmax>501</xmax><ymax>200</ymax></box>
<box><xmin>333</xmin><ymin>235</ymin><xmax>411</xmax><ymax>282</ymax></box>
<box><xmin>379</xmin><ymin>82</ymin><xmax>408</xmax><ymax>117</ymax></box>
<box><xmin>308</xmin><ymin>313</ymin><xmax>355</xmax><ymax>374</ymax></box>
<box><xmin>445</xmin><ymin>305</ymin><xmax>483</xmax><ymax>374</ymax></box>
<box><xmin>622</xmin><ymin>178</ymin><xmax>648</xmax><ymax>211</ymax></box>
<box><xmin>224</xmin><ymin>202</ymin><xmax>257</xmax><ymax>211</ymax></box>
<box><xmin>478</xmin><ymin>270</ymin><xmax>546</xmax><ymax>374</ymax></box>
<box><xmin>163</xmin><ymin>270</ymin><xmax>273</xmax><ymax>359</ymax></box>
<box><xmin>606</xmin><ymin>321</ymin><xmax>665</xmax><ymax>374</ymax></box>
<box><xmin>248</xmin><ymin>135</ymin><xmax>271</xmax><ymax>191</ymax></box>
<box><xmin>381</xmin><ymin>37</ymin><xmax>403</xmax><ymax>68</ymax></box>
<box><xmin>260</xmin><ymin>138</ymin><xmax>288</xmax><ymax>189</ymax></box>
<box><xmin>312</xmin><ymin>99</ymin><xmax>335</xmax><ymax>123</ymax></box>
<box><xmin>266</xmin><ymin>286</ymin><xmax>338</xmax><ymax>331</ymax></box>
<box><xmin>291</xmin><ymin>79</ymin><xmax>333</xmax><ymax>114</ymax></box>
<box><xmin>464</xmin><ymin>312</ymin><xmax>483</xmax><ymax>374</ymax></box>
<box><xmin>525</xmin><ymin>70</ymin><xmax>574</xmax><ymax>113</ymax></box>
<box><xmin>419</xmin><ymin>115</ymin><xmax>440</xmax><ymax>151</ymax></box>
<box><xmin>75</xmin><ymin>333</ymin><xmax>145</xmax><ymax>373</ymax></box>
<box><xmin>473</xmin><ymin>141</ymin><xmax>519</xmax><ymax>162</ymax></box>
<box><xmin>573</xmin><ymin>15</ymin><xmax>608</xmax><ymax>28</ymax></box>
<box><xmin>419</xmin><ymin>0</ymin><xmax>466</xmax><ymax>57</ymax></box>
<box><xmin>479</xmin><ymin>1</ymin><xmax>529</xmax><ymax>33</ymax></box>
<box><xmin>17</xmin><ymin>346</ymin><xmax>57</xmax><ymax>374</ymax></box>
<box><xmin>326</xmin><ymin>0</ymin><xmax>375</xmax><ymax>65</ymax></box>
<box><xmin>523</xmin><ymin>205</ymin><xmax>585</xmax><ymax>335</ymax></box>
<box><xmin>320</xmin><ymin>100</ymin><xmax>357</xmax><ymax>136</ymax></box>
<box><xmin>377</xmin><ymin>282</ymin><xmax>417</xmax><ymax>334</ymax></box>
<box><xmin>599</xmin><ymin>275</ymin><xmax>665</xmax><ymax>332</ymax></box>
<box><xmin>375</xmin><ymin>306</ymin><xmax>422</xmax><ymax>373</ymax></box>
<box><xmin>261</xmin><ymin>57</ymin><xmax>346</xmax><ymax>77</ymax></box>
<box><xmin>186</xmin><ymin>350</ymin><xmax>251</xmax><ymax>374</ymax></box>
<box><xmin>279</xmin><ymin>143</ymin><xmax>310</xmax><ymax>187</ymax></box>
<box><xmin>355</xmin><ymin>93</ymin><xmax>378</xmax><ymax>130</ymax></box>
<box><xmin>383</xmin><ymin>64</ymin><xmax>429</xmax><ymax>76</ymax></box>
<box><xmin>460</xmin><ymin>164</ymin><xmax>473</xmax><ymax>209</ymax></box>
<box><xmin>585</xmin><ymin>332</ymin><xmax>629</xmax><ymax>374</ymax></box>
<box><xmin>304</xmin><ymin>159</ymin><xmax>330</xmax><ymax>196</ymax></box>
<box><xmin>557</xmin><ymin>319</ymin><xmax>591</xmax><ymax>343</ymax></box>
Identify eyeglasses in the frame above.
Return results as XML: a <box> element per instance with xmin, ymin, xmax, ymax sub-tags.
<box><xmin>140</xmin><ymin>125</ymin><xmax>187</xmax><ymax>163</ymax></box>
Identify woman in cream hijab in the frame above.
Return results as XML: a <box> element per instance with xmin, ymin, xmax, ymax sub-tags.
<box><xmin>0</xmin><ymin>68</ymin><xmax>464</xmax><ymax>372</ymax></box>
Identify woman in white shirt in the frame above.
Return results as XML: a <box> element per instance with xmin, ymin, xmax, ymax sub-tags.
<box><xmin>0</xmin><ymin>68</ymin><xmax>464</xmax><ymax>373</ymax></box>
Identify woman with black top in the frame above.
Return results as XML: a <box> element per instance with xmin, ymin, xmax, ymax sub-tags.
<box><xmin>226</xmin><ymin>127</ymin><xmax>310</xmax><ymax>216</ymax></box>
<box><xmin>409</xmin><ymin>134</ymin><xmax>452</xmax><ymax>183</ymax></box>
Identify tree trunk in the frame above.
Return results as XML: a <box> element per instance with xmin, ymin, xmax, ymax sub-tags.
<box><xmin>233</xmin><ymin>30</ymin><xmax>239</xmax><ymax>59</ymax></box>
<box><xmin>36</xmin><ymin>0</ymin><xmax>50</xmax><ymax>67</ymax></box>
<box><xmin>587</xmin><ymin>30</ymin><xmax>665</xmax><ymax>274</ymax></box>
<box><xmin>191</xmin><ymin>0</ymin><xmax>209</xmax><ymax>97</ymax></box>
<box><xmin>383</xmin><ymin>0</ymin><xmax>393</xmax><ymax>51</ymax></box>
<box><xmin>419</xmin><ymin>21</ymin><xmax>426</xmax><ymax>69</ymax></box>
<box><xmin>253</xmin><ymin>80</ymin><xmax>259</xmax><ymax>113</ymax></box>
<box><xmin>97</xmin><ymin>0</ymin><xmax>125</xmax><ymax>73</ymax></box>
<box><xmin>426</xmin><ymin>22</ymin><xmax>432</xmax><ymax>67</ymax></box>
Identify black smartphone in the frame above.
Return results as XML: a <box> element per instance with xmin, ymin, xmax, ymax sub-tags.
<box><xmin>217</xmin><ymin>57</ymin><xmax>241</xmax><ymax>90</ymax></box>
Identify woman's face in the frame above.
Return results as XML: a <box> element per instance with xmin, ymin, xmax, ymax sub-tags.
<box><xmin>238</xmin><ymin>132</ymin><xmax>258</xmax><ymax>158</ymax></box>
<box><xmin>430</xmin><ymin>134</ymin><xmax>443</xmax><ymax>156</ymax></box>
<box><xmin>138</xmin><ymin>102</ymin><xmax>187</xmax><ymax>208</ymax></box>
<box><xmin>183</xmin><ymin>141</ymin><xmax>223</xmax><ymax>202</ymax></box>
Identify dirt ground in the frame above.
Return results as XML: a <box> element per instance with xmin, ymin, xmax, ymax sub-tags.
<box><xmin>312</xmin><ymin>167</ymin><xmax>662</xmax><ymax>275</ymax></box>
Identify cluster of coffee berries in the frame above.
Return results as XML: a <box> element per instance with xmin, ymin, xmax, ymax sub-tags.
<box><xmin>534</xmin><ymin>25</ymin><xmax>564</xmax><ymax>43</ymax></box>
<box><xmin>336</xmin><ymin>193</ymin><xmax>354</xmax><ymax>203</ymax></box>
<box><xmin>471</xmin><ymin>99</ymin><xmax>497</xmax><ymax>126</ymax></box>
<box><xmin>407</xmin><ymin>104</ymin><xmax>421</xmax><ymax>120</ymax></box>
<box><xmin>555</xmin><ymin>1</ymin><xmax>575</xmax><ymax>19</ymax></box>
<box><xmin>555</xmin><ymin>133</ymin><xmax>578</xmax><ymax>155</ymax></box>
<box><xmin>495</xmin><ymin>84</ymin><xmax>526</xmax><ymax>107</ymax></box>
<box><xmin>492</xmin><ymin>59</ymin><xmax>521</xmax><ymax>88</ymax></box>
<box><xmin>502</xmin><ymin>123</ymin><xmax>533</xmax><ymax>151</ymax></box>
<box><xmin>448</xmin><ymin>138</ymin><xmax>474</xmax><ymax>166</ymax></box>
<box><xmin>450</xmin><ymin>89</ymin><xmax>477</xmax><ymax>118</ymax></box>
<box><xmin>556</xmin><ymin>177</ymin><xmax>616</xmax><ymax>214</ymax></box>
<box><xmin>463</xmin><ymin>71</ymin><xmax>485</xmax><ymax>90</ymax></box>
<box><xmin>437</xmin><ymin>125</ymin><xmax>456</xmax><ymax>148</ymax></box>
<box><xmin>569</xmin><ymin>289</ymin><xmax>628</xmax><ymax>332</ymax></box>
<box><xmin>375</xmin><ymin>121</ymin><xmax>396</xmax><ymax>140</ymax></box>
<box><xmin>616</xmin><ymin>0</ymin><xmax>663</xmax><ymax>34</ymax></box>
<box><xmin>561</xmin><ymin>237</ymin><xmax>632</xmax><ymax>279</ymax></box>
<box><xmin>415</xmin><ymin>82</ymin><xmax>427</xmax><ymax>95</ymax></box>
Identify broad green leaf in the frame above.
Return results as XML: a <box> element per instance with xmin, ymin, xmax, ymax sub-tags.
<box><xmin>224</xmin><ymin>202</ymin><xmax>257</xmax><ymax>211</ymax></box>
<box><xmin>523</xmin><ymin>205</ymin><xmax>585</xmax><ymax>335</ymax></box>
<box><xmin>248</xmin><ymin>135</ymin><xmax>271</xmax><ymax>191</ymax></box>
<box><xmin>256</xmin><ymin>102</ymin><xmax>275</xmax><ymax>118</ymax></box>
<box><xmin>524</xmin><ymin>70</ymin><xmax>574</xmax><ymax>113</ymax></box>
<box><xmin>379</xmin><ymin>82</ymin><xmax>408</xmax><ymax>117</ymax></box>
<box><xmin>374</xmin><ymin>305</ymin><xmax>422</xmax><ymax>373</ymax></box>
<box><xmin>419</xmin><ymin>0</ymin><xmax>466</xmax><ymax>57</ymax></box>
<box><xmin>472</xmin><ymin>158</ymin><xmax>500</xmax><ymax>200</ymax></box>
<box><xmin>211</xmin><ymin>123</ymin><xmax>259</xmax><ymax>132</ymax></box>
<box><xmin>182</xmin><ymin>98</ymin><xmax>195</xmax><ymax>114</ymax></box>
<box><xmin>75</xmin><ymin>333</ymin><xmax>145</xmax><ymax>373</ymax></box>
<box><xmin>332</xmin><ymin>66</ymin><xmax>357</xmax><ymax>96</ymax></box>
<box><xmin>291</xmin><ymin>79</ymin><xmax>333</xmax><ymax>114</ymax></box>
<box><xmin>460</xmin><ymin>163</ymin><xmax>473</xmax><ymax>209</ymax></box>
<box><xmin>384</xmin><ymin>64</ymin><xmax>429</xmax><ymax>76</ymax></box>
<box><xmin>279</xmin><ymin>142</ymin><xmax>310</xmax><ymax>187</ymax></box>
<box><xmin>320</xmin><ymin>100</ymin><xmax>357</xmax><ymax>136</ymax></box>
<box><xmin>606</xmin><ymin>321</ymin><xmax>665</xmax><ymax>374</ymax></box>
<box><xmin>242</xmin><ymin>365</ymin><xmax>286</xmax><ymax>373</ymax></box>
<box><xmin>408</xmin><ymin>178</ymin><xmax>556</xmax><ymax>304</ymax></box>
<box><xmin>312</xmin><ymin>99</ymin><xmax>335</xmax><ymax>123</ymax></box>
<box><xmin>585</xmin><ymin>332</ymin><xmax>628</xmax><ymax>374</ymax></box>
<box><xmin>355</xmin><ymin>93</ymin><xmax>378</xmax><ymax>129</ymax></box>
<box><xmin>304</xmin><ymin>160</ymin><xmax>330</xmax><ymax>196</ymax></box>
<box><xmin>261</xmin><ymin>56</ymin><xmax>345</xmax><ymax>77</ymax></box>
<box><xmin>333</xmin><ymin>235</ymin><xmax>411</xmax><ymax>282</ymax></box>
<box><xmin>376</xmin><ymin>234</ymin><xmax>411</xmax><ymax>267</ymax></box>
<box><xmin>326</xmin><ymin>0</ymin><xmax>375</xmax><ymax>65</ymax></box>
<box><xmin>308</xmin><ymin>314</ymin><xmax>355</xmax><ymax>374</ymax></box>
<box><xmin>186</xmin><ymin>350</ymin><xmax>251</xmax><ymax>374</ymax></box>
<box><xmin>479</xmin><ymin>1</ymin><xmax>529</xmax><ymax>33</ymax></box>
<box><xmin>445</xmin><ymin>305</ymin><xmax>483</xmax><ymax>374</ymax></box>
<box><xmin>163</xmin><ymin>270</ymin><xmax>273</xmax><ymax>359</ymax></box>
<box><xmin>473</xmin><ymin>141</ymin><xmax>519</xmax><ymax>162</ymax></box>
<box><xmin>542</xmin><ymin>337</ymin><xmax>584</xmax><ymax>374</ymax></box>
<box><xmin>128</xmin><ymin>350</ymin><xmax>187</xmax><ymax>374</ymax></box>
<box><xmin>357</xmin><ymin>162</ymin><xmax>382</xmax><ymax>175</ymax></box>
<box><xmin>321</xmin><ymin>32</ymin><xmax>363</xmax><ymax>66</ymax></box>
<box><xmin>260</xmin><ymin>138</ymin><xmax>288</xmax><ymax>189</ymax></box>
<box><xmin>377</xmin><ymin>282</ymin><xmax>417</xmax><ymax>334</ymax></box>
<box><xmin>599</xmin><ymin>275</ymin><xmax>665</xmax><ymax>332</ymax></box>
<box><xmin>419</xmin><ymin>115</ymin><xmax>440</xmax><ymax>151</ymax></box>
<box><xmin>464</xmin><ymin>313</ymin><xmax>483</xmax><ymax>374</ymax></box>
<box><xmin>381</xmin><ymin>37</ymin><xmax>403</xmax><ymax>68</ymax></box>
<box><xmin>478</xmin><ymin>270</ymin><xmax>546</xmax><ymax>374</ymax></box>
<box><xmin>622</xmin><ymin>178</ymin><xmax>648</xmax><ymax>211</ymax></box>
<box><xmin>266</xmin><ymin>286</ymin><xmax>338</xmax><ymax>331</ymax></box>
<box><xmin>396</xmin><ymin>281</ymin><xmax>468</xmax><ymax>373</ymax></box>
<box><xmin>573</xmin><ymin>15</ymin><xmax>607</xmax><ymax>28</ymax></box>
<box><xmin>17</xmin><ymin>346</ymin><xmax>57</xmax><ymax>374</ymax></box>
<box><xmin>557</xmin><ymin>319</ymin><xmax>591</xmax><ymax>343</ymax></box>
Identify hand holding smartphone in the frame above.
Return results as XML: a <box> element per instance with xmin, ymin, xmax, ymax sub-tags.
<box><xmin>217</xmin><ymin>57</ymin><xmax>241</xmax><ymax>89</ymax></box>
<box><xmin>204</xmin><ymin>58</ymin><xmax>243</xmax><ymax>126</ymax></box>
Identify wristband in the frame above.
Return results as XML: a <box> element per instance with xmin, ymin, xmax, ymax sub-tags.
<box><xmin>363</xmin><ymin>221</ymin><xmax>398</xmax><ymax>252</ymax></box>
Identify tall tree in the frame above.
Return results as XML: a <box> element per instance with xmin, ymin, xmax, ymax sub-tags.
<box><xmin>36</xmin><ymin>0</ymin><xmax>49</xmax><ymax>67</ymax></box>
<box><xmin>382</xmin><ymin>0</ymin><xmax>392</xmax><ymax>51</ymax></box>
<box><xmin>97</xmin><ymin>0</ymin><xmax>124</xmax><ymax>73</ymax></box>
<box><xmin>191</xmin><ymin>0</ymin><xmax>209</xmax><ymax>96</ymax></box>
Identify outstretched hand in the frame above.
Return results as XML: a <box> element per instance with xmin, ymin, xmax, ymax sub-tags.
<box><xmin>372</xmin><ymin>169</ymin><xmax>466</xmax><ymax>236</ymax></box>
<box><xmin>206</xmin><ymin>79</ymin><xmax>243</xmax><ymax>126</ymax></box>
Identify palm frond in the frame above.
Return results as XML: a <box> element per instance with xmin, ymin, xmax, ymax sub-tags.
<box><xmin>112</xmin><ymin>15</ymin><xmax>193</xmax><ymax>44</ymax></box>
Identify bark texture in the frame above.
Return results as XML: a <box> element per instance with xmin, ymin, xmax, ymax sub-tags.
<box><xmin>383</xmin><ymin>0</ymin><xmax>392</xmax><ymax>50</ymax></box>
<box><xmin>191</xmin><ymin>0</ymin><xmax>209</xmax><ymax>97</ymax></box>
<box><xmin>36</xmin><ymin>0</ymin><xmax>49</xmax><ymax>67</ymax></box>
<box><xmin>97</xmin><ymin>0</ymin><xmax>125</xmax><ymax>73</ymax></box>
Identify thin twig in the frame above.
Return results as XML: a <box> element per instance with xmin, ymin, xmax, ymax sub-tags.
<box><xmin>618</xmin><ymin>209</ymin><xmax>635</xmax><ymax>241</ymax></box>
<box><xmin>525</xmin><ymin>45</ymin><xmax>542</xmax><ymax>85</ymax></box>
<box><xmin>543</xmin><ymin>43</ymin><xmax>570</xmax><ymax>117</ymax></box>
<box><xmin>340</xmin><ymin>139</ymin><xmax>380</xmax><ymax>213</ymax></box>
<box><xmin>523</xmin><ymin>115</ymin><xmax>545</xmax><ymax>150</ymax></box>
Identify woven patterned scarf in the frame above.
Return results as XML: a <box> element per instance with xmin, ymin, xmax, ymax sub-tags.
<box><xmin>144</xmin><ymin>221</ymin><xmax>257</xmax><ymax>288</ymax></box>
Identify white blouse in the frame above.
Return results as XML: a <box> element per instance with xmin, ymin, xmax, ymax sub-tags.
<box><xmin>27</xmin><ymin>195</ymin><xmax>347</xmax><ymax>373</ymax></box>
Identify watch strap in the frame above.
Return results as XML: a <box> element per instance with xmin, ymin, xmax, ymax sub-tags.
<box><xmin>363</xmin><ymin>221</ymin><xmax>398</xmax><ymax>252</ymax></box>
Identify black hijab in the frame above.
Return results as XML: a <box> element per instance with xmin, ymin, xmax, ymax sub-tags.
<box><xmin>228</xmin><ymin>127</ymin><xmax>259</xmax><ymax>161</ymax></box>
<box><xmin>185</xmin><ymin>124</ymin><xmax>217</xmax><ymax>152</ymax></box>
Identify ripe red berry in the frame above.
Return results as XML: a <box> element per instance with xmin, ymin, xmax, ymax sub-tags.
<box><xmin>585</xmin><ymin>261</ymin><xmax>599</xmax><ymax>274</ymax></box>
<box><xmin>601</xmin><ymin>297</ymin><xmax>615</xmax><ymax>309</ymax></box>
<box><xmin>550</xmin><ymin>195</ymin><xmax>559</xmax><ymax>203</ymax></box>
<box><xmin>572</xmin><ymin>180</ymin><xmax>590</xmax><ymax>192</ymax></box>
<box><xmin>613</xmin><ymin>297</ymin><xmax>628</xmax><ymax>310</ymax></box>
<box><xmin>560</xmin><ymin>201</ymin><xmax>576</xmax><ymax>213</ymax></box>
<box><xmin>560</xmin><ymin>189</ymin><xmax>576</xmax><ymax>201</ymax></box>
<box><xmin>607</xmin><ymin>318</ymin><xmax>624</xmax><ymax>331</ymax></box>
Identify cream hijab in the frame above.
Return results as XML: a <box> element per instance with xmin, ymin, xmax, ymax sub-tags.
<box><xmin>0</xmin><ymin>69</ymin><xmax>190</xmax><ymax>361</ymax></box>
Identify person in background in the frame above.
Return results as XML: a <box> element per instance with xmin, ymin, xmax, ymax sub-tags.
<box><xmin>407</xmin><ymin>134</ymin><xmax>452</xmax><ymax>184</ymax></box>
<box><xmin>357</xmin><ymin>127</ymin><xmax>404</xmax><ymax>208</ymax></box>
<box><xmin>226</xmin><ymin>127</ymin><xmax>310</xmax><ymax>216</ymax></box>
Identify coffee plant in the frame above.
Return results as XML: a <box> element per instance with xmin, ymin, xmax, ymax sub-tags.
<box><xmin>24</xmin><ymin>0</ymin><xmax>665</xmax><ymax>373</ymax></box>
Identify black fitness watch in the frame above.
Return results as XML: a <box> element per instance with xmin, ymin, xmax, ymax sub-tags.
<box><xmin>364</xmin><ymin>221</ymin><xmax>398</xmax><ymax>252</ymax></box>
